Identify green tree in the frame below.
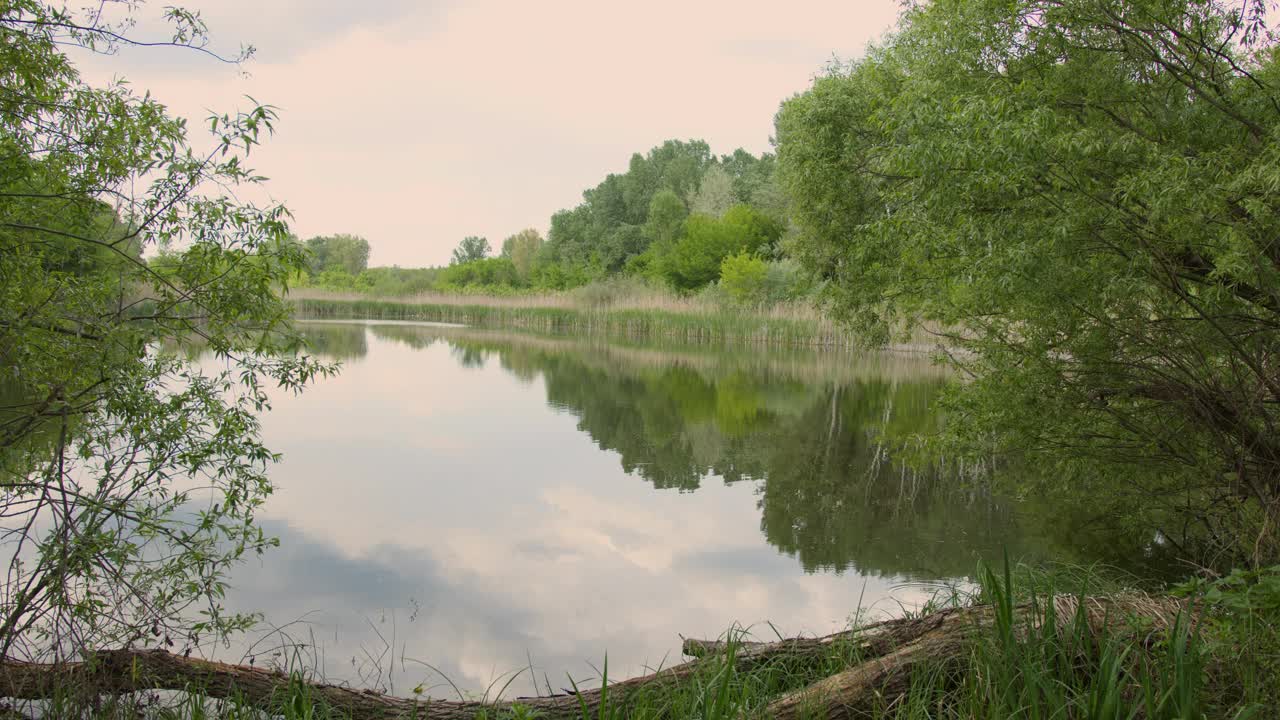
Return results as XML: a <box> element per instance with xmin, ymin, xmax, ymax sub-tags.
<box><xmin>720</xmin><ymin>252</ymin><xmax>768</xmax><ymax>304</ymax></box>
<box><xmin>540</xmin><ymin>139</ymin><xmax>714</xmax><ymax>277</ymax></box>
<box><xmin>351</xmin><ymin>266</ymin><xmax>440</xmax><ymax>296</ymax></box>
<box><xmin>644</xmin><ymin>189</ymin><xmax>688</xmax><ymax>247</ymax></box>
<box><xmin>450</xmin><ymin>235</ymin><xmax>490</xmax><ymax>265</ymax></box>
<box><xmin>0</xmin><ymin>1</ymin><xmax>333</xmax><ymax>661</ymax></box>
<box><xmin>719</xmin><ymin>149</ymin><xmax>780</xmax><ymax>209</ymax></box>
<box><xmin>658</xmin><ymin>205</ymin><xmax>783</xmax><ymax>290</ymax></box>
<box><xmin>689</xmin><ymin>164</ymin><xmax>735</xmax><ymax>217</ymax></box>
<box><xmin>304</xmin><ymin>233</ymin><xmax>370</xmax><ymax>275</ymax></box>
<box><xmin>777</xmin><ymin>0</ymin><xmax>1280</xmax><ymax>565</ymax></box>
<box><xmin>500</xmin><ymin>228</ymin><xmax>544</xmax><ymax>280</ymax></box>
<box><xmin>439</xmin><ymin>256</ymin><xmax>520</xmax><ymax>288</ymax></box>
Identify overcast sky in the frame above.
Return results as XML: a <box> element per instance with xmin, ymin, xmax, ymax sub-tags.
<box><xmin>74</xmin><ymin>1</ymin><xmax>902</xmax><ymax>267</ymax></box>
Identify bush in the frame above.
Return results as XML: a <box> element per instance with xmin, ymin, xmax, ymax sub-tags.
<box><xmin>356</xmin><ymin>266</ymin><xmax>441</xmax><ymax>296</ymax></box>
<box><xmin>658</xmin><ymin>205</ymin><xmax>785</xmax><ymax>291</ymax></box>
<box><xmin>571</xmin><ymin>276</ymin><xmax>654</xmax><ymax>308</ymax></box>
<box><xmin>720</xmin><ymin>252</ymin><xmax>768</xmax><ymax>303</ymax></box>
<box><xmin>529</xmin><ymin>259</ymin><xmax>601</xmax><ymax>290</ymax></box>
<box><xmin>438</xmin><ymin>256</ymin><xmax>521</xmax><ymax>288</ymax></box>
<box><xmin>313</xmin><ymin>268</ymin><xmax>358</xmax><ymax>291</ymax></box>
<box><xmin>762</xmin><ymin>258</ymin><xmax>809</xmax><ymax>302</ymax></box>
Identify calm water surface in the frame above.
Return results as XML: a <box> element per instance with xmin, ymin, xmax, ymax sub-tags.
<box><xmin>221</xmin><ymin>320</ymin><xmax>1058</xmax><ymax>696</ymax></box>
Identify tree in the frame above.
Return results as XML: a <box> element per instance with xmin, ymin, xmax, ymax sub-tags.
<box><xmin>777</xmin><ymin>0</ymin><xmax>1280</xmax><ymax>566</ymax></box>
<box><xmin>720</xmin><ymin>252</ymin><xmax>768</xmax><ymax>304</ymax></box>
<box><xmin>644</xmin><ymin>189</ymin><xmax>688</xmax><ymax>247</ymax></box>
<box><xmin>500</xmin><ymin>228</ymin><xmax>544</xmax><ymax>280</ymax></box>
<box><xmin>689</xmin><ymin>165</ymin><xmax>735</xmax><ymax>217</ymax></box>
<box><xmin>450</xmin><ymin>235</ymin><xmax>490</xmax><ymax>265</ymax></box>
<box><xmin>304</xmin><ymin>233</ymin><xmax>370</xmax><ymax>275</ymax></box>
<box><xmin>539</xmin><ymin>139</ymin><xmax>714</xmax><ymax>278</ymax></box>
<box><xmin>621</xmin><ymin>139</ymin><xmax>713</xmax><ymax>218</ymax></box>
<box><xmin>657</xmin><ymin>205</ymin><xmax>783</xmax><ymax>290</ymax></box>
<box><xmin>439</xmin><ymin>256</ymin><xmax>520</xmax><ymax>287</ymax></box>
<box><xmin>0</xmin><ymin>2</ymin><xmax>331</xmax><ymax>661</ymax></box>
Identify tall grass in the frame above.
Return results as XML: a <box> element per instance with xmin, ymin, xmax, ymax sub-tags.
<box><xmin>288</xmin><ymin>282</ymin><xmax>945</xmax><ymax>351</ymax></box>
<box><xmin>21</xmin><ymin>562</ymin><xmax>1273</xmax><ymax>718</ymax></box>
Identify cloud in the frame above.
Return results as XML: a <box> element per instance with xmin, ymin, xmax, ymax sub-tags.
<box><xmin>69</xmin><ymin>0</ymin><xmax>902</xmax><ymax>267</ymax></box>
<box><xmin>224</xmin><ymin>510</ymin><xmax>913</xmax><ymax>698</ymax></box>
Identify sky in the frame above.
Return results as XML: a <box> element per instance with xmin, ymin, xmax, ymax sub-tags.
<box><xmin>73</xmin><ymin>1</ymin><xmax>903</xmax><ymax>267</ymax></box>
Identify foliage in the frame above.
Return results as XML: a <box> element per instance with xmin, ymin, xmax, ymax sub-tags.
<box><xmin>539</xmin><ymin>139</ymin><xmax>712</xmax><ymax>274</ymax></box>
<box><xmin>1175</xmin><ymin>565</ymin><xmax>1280</xmax><ymax>705</ymax></box>
<box><xmin>1187</xmin><ymin>566</ymin><xmax>1280</xmax><ymax>617</ymax></box>
<box><xmin>719</xmin><ymin>252</ymin><xmax>768</xmax><ymax>304</ymax></box>
<box><xmin>569</xmin><ymin>275</ymin><xmax>653</xmax><ymax>309</ymax></box>
<box><xmin>303</xmin><ymin>233</ymin><xmax>369</xmax><ymax>275</ymax></box>
<box><xmin>292</xmin><ymin>137</ymin><xmax>788</xmax><ymax>297</ymax></box>
<box><xmin>657</xmin><ymin>206</ymin><xmax>783</xmax><ymax>290</ymax></box>
<box><xmin>535</xmin><ymin>141</ymin><xmax>786</xmax><ymax>283</ymax></box>
<box><xmin>643</xmin><ymin>189</ymin><xmax>688</xmax><ymax>247</ymax></box>
<box><xmin>762</xmin><ymin>258</ymin><xmax>811</xmax><ymax>303</ymax></box>
<box><xmin>500</xmin><ymin>228</ymin><xmax>544</xmax><ymax>280</ymax></box>
<box><xmin>439</xmin><ymin>256</ymin><xmax>521</xmax><ymax>288</ymax></box>
<box><xmin>529</xmin><ymin>256</ymin><xmax>603</xmax><ymax>290</ymax></box>
<box><xmin>689</xmin><ymin>164</ymin><xmax>735</xmax><ymax>217</ymax></box>
<box><xmin>0</xmin><ymin>1</ymin><xmax>330</xmax><ymax>661</ymax></box>
<box><xmin>353</xmin><ymin>266</ymin><xmax>441</xmax><ymax>296</ymax></box>
<box><xmin>719</xmin><ymin>148</ymin><xmax>786</xmax><ymax>219</ymax></box>
<box><xmin>710</xmin><ymin>257</ymin><xmax>815</xmax><ymax>310</ymax></box>
<box><xmin>777</xmin><ymin>0</ymin><xmax>1280</xmax><ymax>567</ymax></box>
<box><xmin>309</xmin><ymin>267</ymin><xmax>359</xmax><ymax>291</ymax></box>
<box><xmin>450</xmin><ymin>235</ymin><xmax>491</xmax><ymax>265</ymax></box>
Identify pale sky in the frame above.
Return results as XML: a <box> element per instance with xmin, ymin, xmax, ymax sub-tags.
<box><xmin>74</xmin><ymin>1</ymin><xmax>902</xmax><ymax>267</ymax></box>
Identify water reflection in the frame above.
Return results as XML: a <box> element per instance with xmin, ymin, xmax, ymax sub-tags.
<box><xmin>365</xmin><ymin>322</ymin><xmax>1031</xmax><ymax>578</ymax></box>
<box><xmin>298</xmin><ymin>322</ymin><xmax>369</xmax><ymax>360</ymax></box>
<box><xmin>223</xmin><ymin>321</ymin><xmax>1051</xmax><ymax>695</ymax></box>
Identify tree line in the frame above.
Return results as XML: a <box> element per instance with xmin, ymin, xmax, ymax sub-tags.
<box><xmin>289</xmin><ymin>141</ymin><xmax>810</xmax><ymax>303</ymax></box>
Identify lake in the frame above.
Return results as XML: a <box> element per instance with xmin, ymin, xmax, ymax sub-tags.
<box><xmin>220</xmin><ymin>320</ymin><xmax>1075</xmax><ymax>698</ymax></box>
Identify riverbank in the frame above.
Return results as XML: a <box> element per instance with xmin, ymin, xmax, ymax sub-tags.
<box><xmin>7</xmin><ymin>563</ymin><xmax>1275</xmax><ymax>718</ymax></box>
<box><xmin>287</xmin><ymin>286</ymin><xmax>946</xmax><ymax>351</ymax></box>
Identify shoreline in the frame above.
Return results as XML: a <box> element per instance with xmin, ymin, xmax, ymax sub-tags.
<box><xmin>289</xmin><ymin>295</ymin><xmax>948</xmax><ymax>354</ymax></box>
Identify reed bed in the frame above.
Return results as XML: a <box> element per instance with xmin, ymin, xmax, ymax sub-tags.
<box><xmin>288</xmin><ymin>288</ymin><xmax>944</xmax><ymax>351</ymax></box>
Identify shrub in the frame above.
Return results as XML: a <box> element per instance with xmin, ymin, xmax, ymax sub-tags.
<box><xmin>763</xmin><ymin>258</ymin><xmax>809</xmax><ymax>302</ymax></box>
<box><xmin>438</xmin><ymin>256</ymin><xmax>521</xmax><ymax>288</ymax></box>
<box><xmin>659</xmin><ymin>206</ymin><xmax>785</xmax><ymax>291</ymax></box>
<box><xmin>720</xmin><ymin>252</ymin><xmax>769</xmax><ymax>303</ymax></box>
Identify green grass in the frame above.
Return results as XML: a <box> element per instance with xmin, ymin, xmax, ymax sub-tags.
<box><xmin>14</xmin><ymin>562</ymin><xmax>1278</xmax><ymax>718</ymax></box>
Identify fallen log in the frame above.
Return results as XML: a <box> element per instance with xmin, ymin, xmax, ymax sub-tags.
<box><xmin>680</xmin><ymin>606</ymin><xmax>970</xmax><ymax>669</ymax></box>
<box><xmin>0</xmin><ymin>595</ymin><xmax>1187</xmax><ymax>720</ymax></box>
<box><xmin>763</xmin><ymin>594</ymin><xmax>1190</xmax><ymax>719</ymax></box>
<box><xmin>0</xmin><ymin>612</ymin><xmax>965</xmax><ymax>719</ymax></box>
<box><xmin>0</xmin><ymin>648</ymin><xmax>685</xmax><ymax>720</ymax></box>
